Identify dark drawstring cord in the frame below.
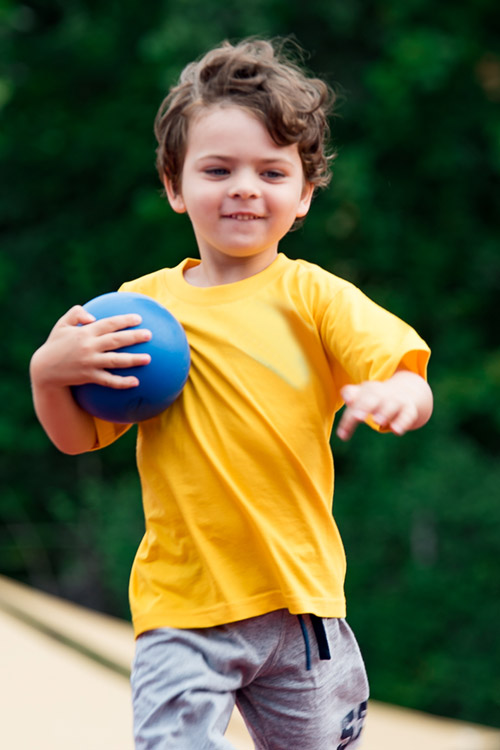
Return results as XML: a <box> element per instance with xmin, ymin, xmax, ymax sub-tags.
<box><xmin>297</xmin><ymin>615</ymin><xmax>312</xmax><ymax>670</ymax></box>
<box><xmin>310</xmin><ymin>614</ymin><xmax>331</xmax><ymax>661</ymax></box>
<box><xmin>297</xmin><ymin>614</ymin><xmax>331</xmax><ymax>671</ymax></box>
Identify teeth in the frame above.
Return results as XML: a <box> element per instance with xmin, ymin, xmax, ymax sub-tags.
<box><xmin>226</xmin><ymin>214</ymin><xmax>259</xmax><ymax>220</ymax></box>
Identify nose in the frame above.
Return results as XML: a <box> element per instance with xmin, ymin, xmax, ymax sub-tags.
<box><xmin>227</xmin><ymin>170</ymin><xmax>261</xmax><ymax>200</ymax></box>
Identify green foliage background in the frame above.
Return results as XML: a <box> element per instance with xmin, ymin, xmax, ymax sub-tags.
<box><xmin>2</xmin><ymin>0</ymin><xmax>500</xmax><ymax>728</ymax></box>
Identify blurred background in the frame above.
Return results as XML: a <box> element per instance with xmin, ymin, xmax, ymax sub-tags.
<box><xmin>1</xmin><ymin>0</ymin><xmax>499</xmax><ymax>730</ymax></box>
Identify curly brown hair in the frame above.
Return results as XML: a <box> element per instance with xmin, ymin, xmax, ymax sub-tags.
<box><xmin>154</xmin><ymin>38</ymin><xmax>336</xmax><ymax>196</ymax></box>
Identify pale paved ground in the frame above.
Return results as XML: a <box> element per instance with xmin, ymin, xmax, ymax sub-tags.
<box><xmin>0</xmin><ymin>575</ymin><xmax>499</xmax><ymax>750</ymax></box>
<box><xmin>0</xmin><ymin>610</ymin><xmax>135</xmax><ymax>749</ymax></box>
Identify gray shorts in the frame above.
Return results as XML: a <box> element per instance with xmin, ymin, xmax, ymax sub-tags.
<box><xmin>131</xmin><ymin>609</ymin><xmax>369</xmax><ymax>749</ymax></box>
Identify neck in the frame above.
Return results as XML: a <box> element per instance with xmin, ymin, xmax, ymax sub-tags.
<box><xmin>184</xmin><ymin>249</ymin><xmax>279</xmax><ymax>288</ymax></box>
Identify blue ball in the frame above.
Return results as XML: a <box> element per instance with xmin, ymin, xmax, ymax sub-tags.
<box><xmin>72</xmin><ymin>292</ymin><xmax>190</xmax><ymax>423</ymax></box>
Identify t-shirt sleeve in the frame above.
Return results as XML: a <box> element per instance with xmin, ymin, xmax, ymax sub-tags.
<box><xmin>89</xmin><ymin>418</ymin><xmax>133</xmax><ymax>450</ymax></box>
<box><xmin>320</xmin><ymin>283</ymin><xmax>430</xmax><ymax>399</ymax></box>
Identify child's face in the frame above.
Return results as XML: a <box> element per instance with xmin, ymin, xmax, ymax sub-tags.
<box><xmin>164</xmin><ymin>105</ymin><xmax>314</xmax><ymax>269</ymax></box>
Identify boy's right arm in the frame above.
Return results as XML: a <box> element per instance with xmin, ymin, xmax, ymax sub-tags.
<box><xmin>30</xmin><ymin>305</ymin><xmax>151</xmax><ymax>455</ymax></box>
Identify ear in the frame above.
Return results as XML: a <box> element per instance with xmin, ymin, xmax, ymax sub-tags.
<box><xmin>163</xmin><ymin>175</ymin><xmax>186</xmax><ymax>214</ymax></box>
<box><xmin>296</xmin><ymin>181</ymin><xmax>315</xmax><ymax>218</ymax></box>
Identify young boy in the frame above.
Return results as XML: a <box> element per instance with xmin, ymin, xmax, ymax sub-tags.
<box><xmin>30</xmin><ymin>39</ymin><xmax>433</xmax><ymax>749</ymax></box>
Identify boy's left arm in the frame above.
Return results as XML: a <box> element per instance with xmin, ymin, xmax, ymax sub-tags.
<box><xmin>336</xmin><ymin>366</ymin><xmax>433</xmax><ymax>442</ymax></box>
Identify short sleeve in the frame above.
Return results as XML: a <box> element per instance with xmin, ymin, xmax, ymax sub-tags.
<box><xmin>320</xmin><ymin>283</ymin><xmax>430</xmax><ymax>399</ymax></box>
<box><xmin>89</xmin><ymin>417</ymin><xmax>133</xmax><ymax>450</ymax></box>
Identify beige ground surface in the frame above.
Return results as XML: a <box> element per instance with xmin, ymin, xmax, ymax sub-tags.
<box><xmin>0</xmin><ymin>575</ymin><xmax>498</xmax><ymax>750</ymax></box>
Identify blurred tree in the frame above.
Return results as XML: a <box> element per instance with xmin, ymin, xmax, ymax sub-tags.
<box><xmin>1</xmin><ymin>0</ymin><xmax>499</xmax><ymax>728</ymax></box>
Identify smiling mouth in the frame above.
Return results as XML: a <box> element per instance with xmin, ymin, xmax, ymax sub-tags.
<box><xmin>223</xmin><ymin>214</ymin><xmax>263</xmax><ymax>221</ymax></box>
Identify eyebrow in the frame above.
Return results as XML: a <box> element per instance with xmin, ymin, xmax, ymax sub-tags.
<box><xmin>195</xmin><ymin>154</ymin><xmax>296</xmax><ymax>166</ymax></box>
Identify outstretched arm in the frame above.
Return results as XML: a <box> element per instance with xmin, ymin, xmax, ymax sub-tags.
<box><xmin>336</xmin><ymin>366</ymin><xmax>433</xmax><ymax>442</ymax></box>
<box><xmin>30</xmin><ymin>305</ymin><xmax>151</xmax><ymax>454</ymax></box>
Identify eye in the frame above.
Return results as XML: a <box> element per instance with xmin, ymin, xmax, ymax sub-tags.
<box><xmin>262</xmin><ymin>169</ymin><xmax>286</xmax><ymax>180</ymax></box>
<box><xmin>204</xmin><ymin>167</ymin><xmax>229</xmax><ymax>177</ymax></box>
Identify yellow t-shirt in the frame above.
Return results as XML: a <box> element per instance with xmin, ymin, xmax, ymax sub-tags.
<box><xmin>93</xmin><ymin>254</ymin><xmax>430</xmax><ymax>635</ymax></box>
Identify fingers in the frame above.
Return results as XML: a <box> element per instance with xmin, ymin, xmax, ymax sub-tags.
<box><xmin>71</xmin><ymin>347</ymin><xmax>151</xmax><ymax>390</ymax></box>
<box><xmin>59</xmin><ymin>305</ymin><xmax>96</xmax><ymax>326</ymax></box>
<box><xmin>80</xmin><ymin>321</ymin><xmax>152</xmax><ymax>386</ymax></box>
<box><xmin>90</xmin><ymin>313</ymin><xmax>144</xmax><ymax>335</ymax></box>
<box><xmin>386</xmin><ymin>402</ymin><xmax>419</xmax><ymax>436</ymax></box>
<box><xmin>90</xmin><ymin>322</ymin><xmax>152</xmax><ymax>378</ymax></box>
<box><xmin>336</xmin><ymin>382</ymin><xmax>418</xmax><ymax>441</ymax></box>
<box><xmin>58</xmin><ymin>308</ymin><xmax>147</xmax><ymax>341</ymax></box>
<box><xmin>336</xmin><ymin>397</ymin><xmax>365</xmax><ymax>441</ymax></box>
<box><xmin>95</xmin><ymin>326</ymin><xmax>152</xmax><ymax>356</ymax></box>
<box><xmin>97</xmin><ymin>349</ymin><xmax>151</xmax><ymax>371</ymax></box>
<box><xmin>86</xmin><ymin>371</ymin><xmax>142</xmax><ymax>389</ymax></box>
<box><xmin>73</xmin><ymin>312</ymin><xmax>152</xmax><ymax>361</ymax></box>
<box><xmin>40</xmin><ymin>309</ymin><xmax>153</xmax><ymax>390</ymax></box>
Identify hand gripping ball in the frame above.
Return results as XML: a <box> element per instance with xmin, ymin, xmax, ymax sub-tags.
<box><xmin>72</xmin><ymin>292</ymin><xmax>190</xmax><ymax>423</ymax></box>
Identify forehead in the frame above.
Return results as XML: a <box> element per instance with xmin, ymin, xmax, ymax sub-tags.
<box><xmin>185</xmin><ymin>104</ymin><xmax>301</xmax><ymax>162</ymax></box>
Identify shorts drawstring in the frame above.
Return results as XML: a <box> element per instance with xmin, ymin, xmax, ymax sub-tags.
<box><xmin>297</xmin><ymin>614</ymin><xmax>331</xmax><ymax>670</ymax></box>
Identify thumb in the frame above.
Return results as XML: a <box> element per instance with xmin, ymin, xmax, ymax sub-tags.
<box><xmin>340</xmin><ymin>384</ymin><xmax>359</xmax><ymax>405</ymax></box>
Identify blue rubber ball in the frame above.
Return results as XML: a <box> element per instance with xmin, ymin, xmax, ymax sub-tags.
<box><xmin>72</xmin><ymin>292</ymin><xmax>190</xmax><ymax>423</ymax></box>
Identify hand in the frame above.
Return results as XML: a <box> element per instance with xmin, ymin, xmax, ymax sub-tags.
<box><xmin>31</xmin><ymin>305</ymin><xmax>152</xmax><ymax>390</ymax></box>
<box><xmin>336</xmin><ymin>369</ymin><xmax>432</xmax><ymax>441</ymax></box>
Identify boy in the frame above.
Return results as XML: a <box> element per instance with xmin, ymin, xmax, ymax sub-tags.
<box><xmin>30</xmin><ymin>39</ymin><xmax>433</xmax><ymax>749</ymax></box>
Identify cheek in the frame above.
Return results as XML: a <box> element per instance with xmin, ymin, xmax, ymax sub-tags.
<box><xmin>182</xmin><ymin>182</ymin><xmax>212</xmax><ymax>208</ymax></box>
<box><xmin>185</xmin><ymin>189</ymin><xmax>222</xmax><ymax>225</ymax></box>
<box><xmin>195</xmin><ymin>191</ymin><xmax>219</xmax><ymax>215</ymax></box>
<box><xmin>277</xmin><ymin>187</ymin><xmax>307</xmax><ymax>218</ymax></box>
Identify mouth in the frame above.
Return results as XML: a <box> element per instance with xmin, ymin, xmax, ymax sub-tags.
<box><xmin>222</xmin><ymin>213</ymin><xmax>264</xmax><ymax>221</ymax></box>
